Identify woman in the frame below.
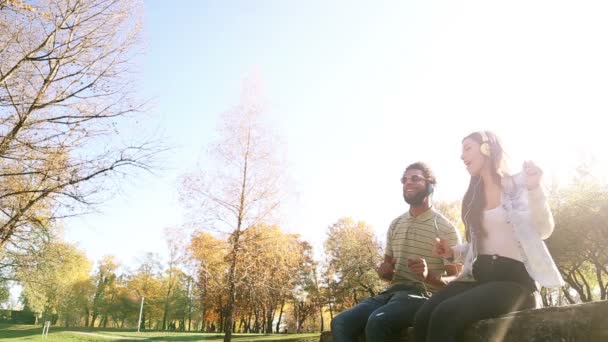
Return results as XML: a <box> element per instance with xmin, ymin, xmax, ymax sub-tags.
<box><xmin>412</xmin><ymin>131</ymin><xmax>564</xmax><ymax>342</ymax></box>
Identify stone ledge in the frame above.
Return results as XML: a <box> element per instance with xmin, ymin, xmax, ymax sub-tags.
<box><xmin>320</xmin><ymin>300</ymin><xmax>608</xmax><ymax>342</ymax></box>
<box><xmin>463</xmin><ymin>300</ymin><xmax>608</xmax><ymax>342</ymax></box>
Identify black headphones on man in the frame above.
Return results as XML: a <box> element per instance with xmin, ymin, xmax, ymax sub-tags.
<box><xmin>426</xmin><ymin>181</ymin><xmax>434</xmax><ymax>195</ymax></box>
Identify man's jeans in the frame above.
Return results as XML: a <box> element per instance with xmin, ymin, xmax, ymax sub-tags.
<box><xmin>331</xmin><ymin>286</ymin><xmax>428</xmax><ymax>342</ymax></box>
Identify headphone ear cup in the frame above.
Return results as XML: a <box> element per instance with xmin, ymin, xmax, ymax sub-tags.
<box><xmin>427</xmin><ymin>183</ymin><xmax>434</xmax><ymax>195</ymax></box>
<box><xmin>480</xmin><ymin>142</ymin><xmax>491</xmax><ymax>157</ymax></box>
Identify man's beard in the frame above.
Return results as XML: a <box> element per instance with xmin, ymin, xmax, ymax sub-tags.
<box><xmin>404</xmin><ymin>190</ymin><xmax>428</xmax><ymax>205</ymax></box>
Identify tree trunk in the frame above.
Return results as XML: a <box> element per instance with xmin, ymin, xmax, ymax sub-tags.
<box><xmin>223</xmin><ymin>238</ymin><xmax>240</xmax><ymax>342</ymax></box>
<box><xmin>188</xmin><ymin>300</ymin><xmax>192</xmax><ymax>331</ymax></box>
<box><xmin>596</xmin><ymin>262</ymin><xmax>606</xmax><ymax>300</ymax></box>
<box><xmin>91</xmin><ymin>313</ymin><xmax>98</xmax><ymax>327</ymax></box>
<box><xmin>319</xmin><ymin>303</ymin><xmax>324</xmax><ymax>332</ymax></box>
<box><xmin>140</xmin><ymin>313</ymin><xmax>146</xmax><ymax>331</ymax></box>
<box><xmin>265</xmin><ymin>305</ymin><xmax>274</xmax><ymax>333</ymax></box>
<box><xmin>185</xmin><ymin>276</ymin><xmax>192</xmax><ymax>331</ymax></box>
<box><xmin>239</xmin><ymin>317</ymin><xmax>245</xmax><ymax>333</ymax></box>
<box><xmin>253</xmin><ymin>308</ymin><xmax>260</xmax><ymax>333</ymax></box>
<box><xmin>294</xmin><ymin>299</ymin><xmax>299</xmax><ymax>333</ymax></box>
<box><xmin>219</xmin><ymin>309</ymin><xmax>224</xmax><ymax>333</ymax></box>
<box><xmin>162</xmin><ymin>284</ymin><xmax>172</xmax><ymax>331</ymax></box>
<box><xmin>275</xmin><ymin>300</ymin><xmax>285</xmax><ymax>333</ymax></box>
<box><xmin>84</xmin><ymin>307</ymin><xmax>90</xmax><ymax>327</ymax></box>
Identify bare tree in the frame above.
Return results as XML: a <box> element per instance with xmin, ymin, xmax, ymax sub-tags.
<box><xmin>547</xmin><ymin>173</ymin><xmax>608</xmax><ymax>303</ymax></box>
<box><xmin>180</xmin><ymin>77</ymin><xmax>284</xmax><ymax>342</ymax></box>
<box><xmin>0</xmin><ymin>0</ymin><xmax>162</xmax><ymax>248</ymax></box>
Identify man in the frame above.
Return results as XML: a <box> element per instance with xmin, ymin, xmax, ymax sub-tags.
<box><xmin>331</xmin><ymin>162</ymin><xmax>462</xmax><ymax>342</ymax></box>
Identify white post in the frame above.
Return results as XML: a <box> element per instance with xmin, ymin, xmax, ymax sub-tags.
<box><xmin>137</xmin><ymin>296</ymin><xmax>144</xmax><ymax>333</ymax></box>
<box><xmin>42</xmin><ymin>321</ymin><xmax>50</xmax><ymax>338</ymax></box>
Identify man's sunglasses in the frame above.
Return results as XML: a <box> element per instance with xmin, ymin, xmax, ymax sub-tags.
<box><xmin>400</xmin><ymin>175</ymin><xmax>427</xmax><ymax>184</ymax></box>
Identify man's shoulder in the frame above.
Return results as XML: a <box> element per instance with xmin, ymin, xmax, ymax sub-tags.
<box><xmin>389</xmin><ymin>212</ymin><xmax>409</xmax><ymax>227</ymax></box>
<box><xmin>430</xmin><ymin>209</ymin><xmax>458</xmax><ymax>230</ymax></box>
<box><xmin>386</xmin><ymin>212</ymin><xmax>410</xmax><ymax>236</ymax></box>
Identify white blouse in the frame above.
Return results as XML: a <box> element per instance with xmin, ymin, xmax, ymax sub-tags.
<box><xmin>478</xmin><ymin>204</ymin><xmax>523</xmax><ymax>262</ymax></box>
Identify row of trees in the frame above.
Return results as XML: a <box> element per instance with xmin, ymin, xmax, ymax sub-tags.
<box><xmin>10</xmin><ymin>239</ymin><xmax>191</xmax><ymax>329</ymax></box>
<box><xmin>1</xmin><ymin>220</ymin><xmax>349</xmax><ymax>333</ymax></box>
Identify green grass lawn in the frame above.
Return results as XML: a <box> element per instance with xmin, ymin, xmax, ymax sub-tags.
<box><xmin>0</xmin><ymin>324</ymin><xmax>320</xmax><ymax>341</ymax></box>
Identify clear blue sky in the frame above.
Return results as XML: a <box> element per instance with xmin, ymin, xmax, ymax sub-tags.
<box><xmin>63</xmin><ymin>0</ymin><xmax>608</xmax><ymax>270</ymax></box>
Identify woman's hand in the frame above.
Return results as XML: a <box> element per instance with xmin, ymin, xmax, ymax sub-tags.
<box><xmin>523</xmin><ymin>160</ymin><xmax>543</xmax><ymax>190</ymax></box>
<box><xmin>433</xmin><ymin>238</ymin><xmax>454</xmax><ymax>260</ymax></box>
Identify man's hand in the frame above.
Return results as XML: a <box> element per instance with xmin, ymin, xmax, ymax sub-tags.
<box><xmin>433</xmin><ymin>238</ymin><xmax>454</xmax><ymax>260</ymax></box>
<box><xmin>377</xmin><ymin>257</ymin><xmax>396</xmax><ymax>281</ymax></box>
<box><xmin>407</xmin><ymin>258</ymin><xmax>428</xmax><ymax>280</ymax></box>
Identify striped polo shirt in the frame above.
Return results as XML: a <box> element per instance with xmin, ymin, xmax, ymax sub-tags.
<box><xmin>386</xmin><ymin>207</ymin><xmax>461</xmax><ymax>293</ymax></box>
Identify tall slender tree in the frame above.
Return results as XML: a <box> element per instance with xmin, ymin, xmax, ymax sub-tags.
<box><xmin>180</xmin><ymin>77</ymin><xmax>285</xmax><ymax>342</ymax></box>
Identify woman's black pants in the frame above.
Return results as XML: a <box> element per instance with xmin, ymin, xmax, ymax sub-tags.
<box><xmin>413</xmin><ymin>255</ymin><xmax>538</xmax><ymax>342</ymax></box>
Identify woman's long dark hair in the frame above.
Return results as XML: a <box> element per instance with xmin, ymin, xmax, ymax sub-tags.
<box><xmin>461</xmin><ymin>131</ymin><xmax>508</xmax><ymax>242</ymax></box>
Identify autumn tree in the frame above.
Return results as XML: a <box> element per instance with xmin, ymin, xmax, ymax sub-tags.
<box><xmin>186</xmin><ymin>223</ymin><xmax>317</xmax><ymax>334</ymax></box>
<box><xmin>59</xmin><ymin>278</ymin><xmax>94</xmax><ymax>327</ymax></box>
<box><xmin>18</xmin><ymin>241</ymin><xmax>91</xmax><ymax>324</ymax></box>
<box><xmin>89</xmin><ymin>256</ymin><xmax>120</xmax><ymax>327</ymax></box>
<box><xmin>434</xmin><ymin>200</ymin><xmax>464</xmax><ymax>237</ymax></box>
<box><xmin>127</xmin><ymin>253</ymin><xmax>164</xmax><ymax>330</ymax></box>
<box><xmin>106</xmin><ymin>280</ymin><xmax>140</xmax><ymax>328</ymax></box>
<box><xmin>159</xmin><ymin>228</ymin><xmax>188</xmax><ymax>331</ymax></box>
<box><xmin>235</xmin><ymin>225</ymin><xmax>306</xmax><ymax>333</ymax></box>
<box><xmin>0</xmin><ymin>215</ymin><xmax>51</xmax><ymax>297</ymax></box>
<box><xmin>179</xmin><ymin>77</ymin><xmax>284</xmax><ymax>342</ymax></box>
<box><xmin>0</xmin><ymin>0</ymin><xmax>162</xmax><ymax>251</ymax></box>
<box><xmin>188</xmin><ymin>230</ymin><xmax>228</xmax><ymax>332</ymax></box>
<box><xmin>323</xmin><ymin>217</ymin><xmax>383</xmax><ymax>311</ymax></box>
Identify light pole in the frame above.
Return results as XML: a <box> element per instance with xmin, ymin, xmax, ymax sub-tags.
<box><xmin>137</xmin><ymin>296</ymin><xmax>144</xmax><ymax>333</ymax></box>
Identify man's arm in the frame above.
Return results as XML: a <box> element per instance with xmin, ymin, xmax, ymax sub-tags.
<box><xmin>427</xmin><ymin>214</ymin><xmax>464</xmax><ymax>287</ymax></box>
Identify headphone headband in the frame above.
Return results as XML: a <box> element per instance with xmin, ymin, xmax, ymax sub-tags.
<box><xmin>479</xmin><ymin>131</ymin><xmax>489</xmax><ymax>143</ymax></box>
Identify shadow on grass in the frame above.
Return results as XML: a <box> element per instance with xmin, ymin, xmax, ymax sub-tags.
<box><xmin>0</xmin><ymin>324</ymin><xmax>41</xmax><ymax>338</ymax></box>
